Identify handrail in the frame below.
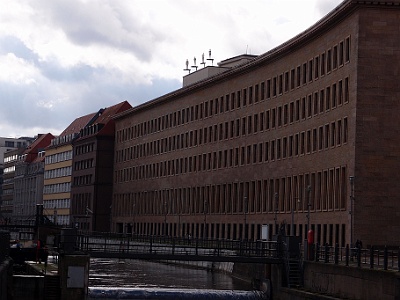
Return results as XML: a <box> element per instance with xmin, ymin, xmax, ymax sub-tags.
<box><xmin>307</xmin><ymin>243</ymin><xmax>399</xmax><ymax>272</ymax></box>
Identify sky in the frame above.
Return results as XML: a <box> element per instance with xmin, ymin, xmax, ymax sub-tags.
<box><xmin>0</xmin><ymin>0</ymin><xmax>343</xmax><ymax>138</ymax></box>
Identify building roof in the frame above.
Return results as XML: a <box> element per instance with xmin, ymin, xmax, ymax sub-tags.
<box><xmin>115</xmin><ymin>0</ymin><xmax>399</xmax><ymax>120</ymax></box>
<box><xmin>60</xmin><ymin>113</ymin><xmax>97</xmax><ymax>137</ymax></box>
<box><xmin>22</xmin><ymin>133</ymin><xmax>54</xmax><ymax>163</ymax></box>
<box><xmin>94</xmin><ymin>101</ymin><xmax>131</xmax><ymax>125</ymax></box>
<box><xmin>76</xmin><ymin>101</ymin><xmax>132</xmax><ymax>140</ymax></box>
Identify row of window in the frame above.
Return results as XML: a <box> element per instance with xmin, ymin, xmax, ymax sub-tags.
<box><xmin>71</xmin><ymin>192</ymin><xmax>92</xmax><ymax>215</ymax></box>
<box><xmin>45</xmin><ymin>150</ymin><xmax>73</xmax><ymax>164</ymax></box>
<box><xmin>43</xmin><ymin>182</ymin><xmax>71</xmax><ymax>194</ymax></box>
<box><xmin>116</xmin><ymin>77</ymin><xmax>349</xmax><ymax>163</ymax></box>
<box><xmin>117</xmin><ymin>37</ymin><xmax>351</xmax><ymax>142</ymax></box>
<box><xmin>3</xmin><ymin>166</ymin><xmax>15</xmax><ymax>174</ymax></box>
<box><xmin>114</xmin><ymin>166</ymin><xmax>347</xmax><ymax>217</ymax></box>
<box><xmin>75</xmin><ymin>143</ymin><xmax>95</xmax><ymax>155</ymax></box>
<box><xmin>74</xmin><ymin>159</ymin><xmax>94</xmax><ymax>171</ymax></box>
<box><xmin>43</xmin><ymin>198</ymin><xmax>71</xmax><ymax>210</ymax></box>
<box><xmin>117</xmin><ymin>221</ymin><xmax>346</xmax><ymax>246</ymax></box>
<box><xmin>115</xmin><ymin>117</ymin><xmax>348</xmax><ymax>182</ymax></box>
<box><xmin>44</xmin><ymin>166</ymin><xmax>72</xmax><ymax>179</ymax></box>
<box><xmin>4</xmin><ymin>154</ymin><xmax>18</xmax><ymax>163</ymax></box>
<box><xmin>48</xmin><ymin>215</ymin><xmax>70</xmax><ymax>226</ymax></box>
<box><xmin>72</xmin><ymin>174</ymin><xmax>93</xmax><ymax>187</ymax></box>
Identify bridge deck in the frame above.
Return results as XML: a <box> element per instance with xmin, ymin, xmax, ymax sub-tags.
<box><xmin>76</xmin><ymin>234</ymin><xmax>283</xmax><ymax>264</ymax></box>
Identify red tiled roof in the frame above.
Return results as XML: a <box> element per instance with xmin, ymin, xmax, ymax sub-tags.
<box><xmin>60</xmin><ymin>113</ymin><xmax>97</xmax><ymax>137</ymax></box>
<box><xmin>94</xmin><ymin>101</ymin><xmax>131</xmax><ymax>125</ymax></box>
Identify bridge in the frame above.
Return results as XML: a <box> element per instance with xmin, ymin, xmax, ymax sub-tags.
<box><xmin>74</xmin><ymin>233</ymin><xmax>284</xmax><ymax>264</ymax></box>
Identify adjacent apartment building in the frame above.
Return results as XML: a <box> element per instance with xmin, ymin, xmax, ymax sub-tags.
<box><xmin>0</xmin><ymin>137</ymin><xmax>35</xmax><ymax>224</ymax></box>
<box><xmin>43</xmin><ymin>114</ymin><xmax>96</xmax><ymax>226</ymax></box>
<box><xmin>70</xmin><ymin>101</ymin><xmax>131</xmax><ymax>232</ymax></box>
<box><xmin>13</xmin><ymin>133</ymin><xmax>54</xmax><ymax>225</ymax></box>
<box><xmin>112</xmin><ymin>0</ymin><xmax>400</xmax><ymax>247</ymax></box>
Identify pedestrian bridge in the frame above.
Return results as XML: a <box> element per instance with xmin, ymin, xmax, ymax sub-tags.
<box><xmin>74</xmin><ymin>233</ymin><xmax>284</xmax><ymax>264</ymax></box>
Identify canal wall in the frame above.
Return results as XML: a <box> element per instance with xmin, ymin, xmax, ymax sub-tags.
<box><xmin>272</xmin><ymin>261</ymin><xmax>400</xmax><ymax>300</ymax></box>
<box><xmin>0</xmin><ymin>258</ymin><xmax>13</xmax><ymax>300</ymax></box>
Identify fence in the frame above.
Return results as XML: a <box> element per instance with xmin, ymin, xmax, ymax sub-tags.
<box><xmin>77</xmin><ymin>233</ymin><xmax>280</xmax><ymax>261</ymax></box>
<box><xmin>310</xmin><ymin>243</ymin><xmax>400</xmax><ymax>271</ymax></box>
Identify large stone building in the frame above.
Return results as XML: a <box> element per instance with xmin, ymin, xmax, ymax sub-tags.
<box><xmin>43</xmin><ymin>114</ymin><xmax>95</xmax><ymax>226</ymax></box>
<box><xmin>112</xmin><ymin>0</ymin><xmax>400</xmax><ymax>247</ymax></box>
<box><xmin>70</xmin><ymin>101</ymin><xmax>131</xmax><ymax>232</ymax></box>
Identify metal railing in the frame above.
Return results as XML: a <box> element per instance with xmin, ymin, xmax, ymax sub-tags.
<box><xmin>76</xmin><ymin>232</ymin><xmax>280</xmax><ymax>261</ymax></box>
<box><xmin>310</xmin><ymin>243</ymin><xmax>399</xmax><ymax>271</ymax></box>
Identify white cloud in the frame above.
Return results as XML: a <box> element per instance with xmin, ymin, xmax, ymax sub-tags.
<box><xmin>0</xmin><ymin>0</ymin><xmax>343</xmax><ymax>138</ymax></box>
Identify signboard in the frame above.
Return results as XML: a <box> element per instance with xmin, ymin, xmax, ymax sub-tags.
<box><xmin>261</xmin><ymin>224</ymin><xmax>269</xmax><ymax>240</ymax></box>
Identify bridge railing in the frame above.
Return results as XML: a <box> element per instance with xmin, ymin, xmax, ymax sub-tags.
<box><xmin>77</xmin><ymin>233</ymin><xmax>280</xmax><ymax>259</ymax></box>
<box><xmin>311</xmin><ymin>243</ymin><xmax>399</xmax><ymax>271</ymax></box>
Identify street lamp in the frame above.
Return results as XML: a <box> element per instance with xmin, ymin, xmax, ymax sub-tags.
<box><xmin>203</xmin><ymin>200</ymin><xmax>208</xmax><ymax>239</ymax></box>
<box><xmin>132</xmin><ymin>203</ymin><xmax>136</xmax><ymax>236</ymax></box>
<box><xmin>274</xmin><ymin>193</ymin><xmax>278</xmax><ymax>235</ymax></box>
<box><xmin>306</xmin><ymin>185</ymin><xmax>311</xmax><ymax>232</ymax></box>
<box><xmin>290</xmin><ymin>198</ymin><xmax>300</xmax><ymax>236</ymax></box>
<box><xmin>349</xmin><ymin>176</ymin><xmax>355</xmax><ymax>247</ymax></box>
<box><xmin>244</xmin><ymin>196</ymin><xmax>248</xmax><ymax>240</ymax></box>
<box><xmin>164</xmin><ymin>200</ymin><xmax>168</xmax><ymax>236</ymax></box>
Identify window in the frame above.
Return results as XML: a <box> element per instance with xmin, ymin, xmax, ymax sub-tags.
<box><xmin>327</xmin><ymin>49</ymin><xmax>332</xmax><ymax>72</ymax></box>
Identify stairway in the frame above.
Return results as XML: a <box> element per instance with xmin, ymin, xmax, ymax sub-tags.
<box><xmin>287</xmin><ymin>259</ymin><xmax>302</xmax><ymax>288</ymax></box>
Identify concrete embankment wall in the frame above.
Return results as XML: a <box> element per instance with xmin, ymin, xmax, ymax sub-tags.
<box><xmin>0</xmin><ymin>259</ymin><xmax>13</xmax><ymax>300</ymax></box>
<box><xmin>303</xmin><ymin>261</ymin><xmax>400</xmax><ymax>300</ymax></box>
<box><xmin>273</xmin><ymin>261</ymin><xmax>400</xmax><ymax>300</ymax></box>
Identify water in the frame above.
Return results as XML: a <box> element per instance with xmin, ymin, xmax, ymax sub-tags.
<box><xmin>88</xmin><ymin>258</ymin><xmax>269</xmax><ymax>299</ymax></box>
<box><xmin>89</xmin><ymin>258</ymin><xmax>252</xmax><ymax>290</ymax></box>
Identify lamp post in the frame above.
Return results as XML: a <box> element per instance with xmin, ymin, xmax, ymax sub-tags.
<box><xmin>164</xmin><ymin>200</ymin><xmax>168</xmax><ymax>236</ymax></box>
<box><xmin>274</xmin><ymin>193</ymin><xmax>278</xmax><ymax>235</ymax></box>
<box><xmin>349</xmin><ymin>176</ymin><xmax>355</xmax><ymax>247</ymax></box>
<box><xmin>306</xmin><ymin>185</ymin><xmax>311</xmax><ymax>232</ymax></box>
<box><xmin>132</xmin><ymin>203</ymin><xmax>136</xmax><ymax>236</ymax></box>
<box><xmin>291</xmin><ymin>197</ymin><xmax>301</xmax><ymax>236</ymax></box>
<box><xmin>244</xmin><ymin>196</ymin><xmax>248</xmax><ymax>240</ymax></box>
<box><xmin>178</xmin><ymin>194</ymin><xmax>181</xmax><ymax>238</ymax></box>
<box><xmin>203</xmin><ymin>200</ymin><xmax>208</xmax><ymax>239</ymax></box>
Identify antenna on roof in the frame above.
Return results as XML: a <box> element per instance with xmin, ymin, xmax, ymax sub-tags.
<box><xmin>183</xmin><ymin>59</ymin><xmax>191</xmax><ymax>73</ymax></box>
<box><xmin>201</xmin><ymin>53</ymin><xmax>206</xmax><ymax>68</ymax></box>
<box><xmin>191</xmin><ymin>57</ymin><xmax>198</xmax><ymax>71</ymax></box>
<box><xmin>206</xmin><ymin>49</ymin><xmax>214</xmax><ymax>66</ymax></box>
<box><xmin>246</xmin><ymin>45</ymin><xmax>248</xmax><ymax>54</ymax></box>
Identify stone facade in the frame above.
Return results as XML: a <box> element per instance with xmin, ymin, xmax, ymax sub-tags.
<box><xmin>112</xmin><ymin>1</ymin><xmax>400</xmax><ymax>247</ymax></box>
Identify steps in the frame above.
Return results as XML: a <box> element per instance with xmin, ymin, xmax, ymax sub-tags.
<box><xmin>287</xmin><ymin>259</ymin><xmax>302</xmax><ymax>288</ymax></box>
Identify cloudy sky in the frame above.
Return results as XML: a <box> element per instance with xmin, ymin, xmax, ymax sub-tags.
<box><xmin>0</xmin><ymin>0</ymin><xmax>343</xmax><ymax>138</ymax></box>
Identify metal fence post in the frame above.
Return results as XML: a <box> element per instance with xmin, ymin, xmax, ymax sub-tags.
<box><xmin>324</xmin><ymin>244</ymin><xmax>329</xmax><ymax>263</ymax></box>
<box><xmin>315</xmin><ymin>243</ymin><xmax>320</xmax><ymax>262</ymax></box>
<box><xmin>357</xmin><ymin>246</ymin><xmax>361</xmax><ymax>267</ymax></box>
<box><xmin>369</xmin><ymin>246</ymin><xmax>374</xmax><ymax>269</ymax></box>
<box><xmin>345</xmin><ymin>244</ymin><xmax>349</xmax><ymax>266</ymax></box>
<box><xmin>383</xmin><ymin>246</ymin><xmax>388</xmax><ymax>270</ymax></box>
<box><xmin>334</xmin><ymin>243</ymin><xmax>339</xmax><ymax>264</ymax></box>
<box><xmin>398</xmin><ymin>247</ymin><xmax>400</xmax><ymax>272</ymax></box>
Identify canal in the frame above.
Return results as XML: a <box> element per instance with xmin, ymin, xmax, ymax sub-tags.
<box><xmin>88</xmin><ymin>258</ymin><xmax>268</xmax><ymax>299</ymax></box>
<box><xmin>89</xmin><ymin>258</ymin><xmax>253</xmax><ymax>290</ymax></box>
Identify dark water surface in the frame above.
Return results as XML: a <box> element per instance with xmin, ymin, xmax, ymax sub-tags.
<box><xmin>89</xmin><ymin>258</ymin><xmax>253</xmax><ymax>290</ymax></box>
